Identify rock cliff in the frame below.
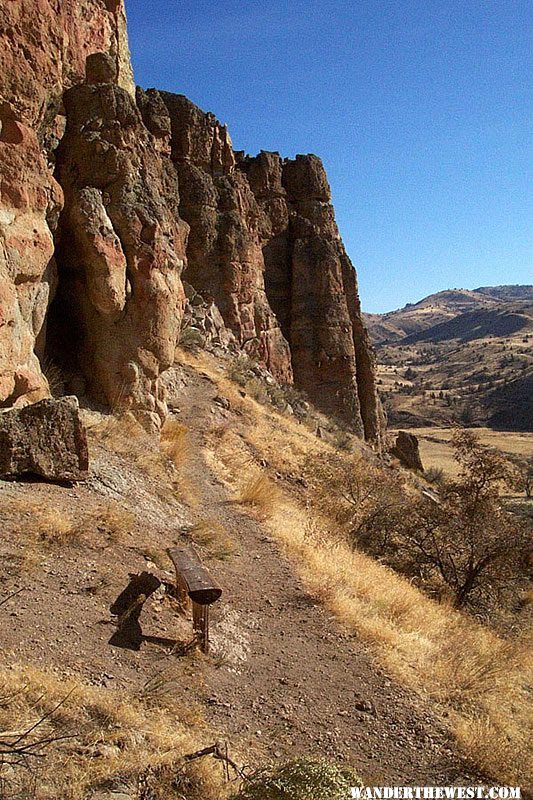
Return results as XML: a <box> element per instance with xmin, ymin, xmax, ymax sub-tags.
<box><xmin>0</xmin><ymin>0</ymin><xmax>383</xmax><ymax>443</ymax></box>
<box><xmin>0</xmin><ymin>0</ymin><xmax>133</xmax><ymax>409</ymax></box>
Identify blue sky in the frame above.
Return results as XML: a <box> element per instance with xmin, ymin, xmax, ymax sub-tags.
<box><xmin>125</xmin><ymin>0</ymin><xmax>532</xmax><ymax>313</ymax></box>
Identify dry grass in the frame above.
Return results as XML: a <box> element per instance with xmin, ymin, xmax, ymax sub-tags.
<box><xmin>88</xmin><ymin>410</ymin><xmax>199</xmax><ymax>507</ymax></box>
<box><xmin>262</xmin><ymin>498</ymin><xmax>532</xmax><ymax>784</ymax></box>
<box><xmin>190</xmin><ymin>349</ymin><xmax>532</xmax><ymax>784</ymax></box>
<box><xmin>0</xmin><ymin>664</ymin><xmax>229</xmax><ymax>800</ymax></box>
<box><xmin>33</xmin><ymin>507</ymin><xmax>80</xmax><ymax>547</ymax></box>
<box><xmin>3</xmin><ymin>494</ymin><xmax>134</xmax><ymax>552</ymax></box>
<box><xmin>236</xmin><ymin>473</ymin><xmax>281</xmax><ymax>519</ymax></box>
<box><xmin>161</xmin><ymin>418</ymin><xmax>190</xmax><ymax>469</ymax></box>
<box><xmin>189</xmin><ymin>518</ymin><xmax>237</xmax><ymax>560</ymax></box>
<box><xmin>87</xmin><ymin>411</ymin><xmax>148</xmax><ymax>457</ymax></box>
<box><xmin>84</xmin><ymin>501</ymin><xmax>135</xmax><ymax>545</ymax></box>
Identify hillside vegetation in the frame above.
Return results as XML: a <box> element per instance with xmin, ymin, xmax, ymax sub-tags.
<box><xmin>1</xmin><ymin>345</ymin><xmax>532</xmax><ymax>797</ymax></box>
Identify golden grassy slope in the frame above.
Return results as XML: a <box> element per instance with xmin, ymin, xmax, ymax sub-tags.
<box><xmin>179</xmin><ymin>348</ymin><xmax>533</xmax><ymax>786</ymax></box>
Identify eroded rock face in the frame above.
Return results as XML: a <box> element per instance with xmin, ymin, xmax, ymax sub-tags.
<box><xmin>0</xmin><ymin>0</ymin><xmax>383</xmax><ymax>444</ymax></box>
<box><xmin>158</xmin><ymin>92</ymin><xmax>382</xmax><ymax>441</ymax></box>
<box><xmin>0</xmin><ymin>114</ymin><xmax>60</xmax><ymax>408</ymax></box>
<box><xmin>244</xmin><ymin>152</ymin><xmax>384</xmax><ymax>442</ymax></box>
<box><xmin>54</xmin><ymin>60</ymin><xmax>189</xmax><ymax>430</ymax></box>
<box><xmin>160</xmin><ymin>93</ymin><xmax>293</xmax><ymax>385</ymax></box>
<box><xmin>0</xmin><ymin>396</ymin><xmax>88</xmax><ymax>481</ymax></box>
<box><xmin>0</xmin><ymin>0</ymin><xmax>134</xmax><ymax>409</ymax></box>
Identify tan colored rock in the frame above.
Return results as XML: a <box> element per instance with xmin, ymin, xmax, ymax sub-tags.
<box><xmin>246</xmin><ymin>152</ymin><xmax>384</xmax><ymax>444</ymax></box>
<box><xmin>0</xmin><ymin>115</ymin><xmax>59</xmax><ymax>408</ymax></box>
<box><xmin>0</xmin><ymin>396</ymin><xmax>88</xmax><ymax>481</ymax></box>
<box><xmin>161</xmin><ymin>93</ymin><xmax>293</xmax><ymax>385</ymax></box>
<box><xmin>54</xmin><ymin>61</ymin><xmax>188</xmax><ymax>429</ymax></box>
<box><xmin>0</xmin><ymin>0</ymin><xmax>134</xmax><ymax>409</ymax></box>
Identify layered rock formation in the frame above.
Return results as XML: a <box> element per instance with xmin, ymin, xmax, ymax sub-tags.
<box><xmin>159</xmin><ymin>94</ymin><xmax>382</xmax><ymax>441</ymax></box>
<box><xmin>161</xmin><ymin>93</ymin><xmax>293</xmax><ymax>384</ymax></box>
<box><xmin>0</xmin><ymin>0</ymin><xmax>383</xmax><ymax>443</ymax></box>
<box><xmin>244</xmin><ymin>151</ymin><xmax>383</xmax><ymax>441</ymax></box>
<box><xmin>0</xmin><ymin>0</ymin><xmax>133</xmax><ymax>409</ymax></box>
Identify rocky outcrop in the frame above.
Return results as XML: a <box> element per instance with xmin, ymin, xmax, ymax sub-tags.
<box><xmin>0</xmin><ymin>396</ymin><xmax>88</xmax><ymax>481</ymax></box>
<box><xmin>391</xmin><ymin>431</ymin><xmax>424</xmax><ymax>472</ymax></box>
<box><xmin>53</xmin><ymin>58</ymin><xmax>188</xmax><ymax>430</ymax></box>
<box><xmin>160</xmin><ymin>93</ymin><xmax>383</xmax><ymax>441</ymax></box>
<box><xmin>244</xmin><ymin>151</ymin><xmax>384</xmax><ymax>442</ymax></box>
<box><xmin>0</xmin><ymin>0</ymin><xmax>383</xmax><ymax>443</ymax></box>
<box><xmin>0</xmin><ymin>0</ymin><xmax>133</xmax><ymax>409</ymax></box>
<box><xmin>160</xmin><ymin>93</ymin><xmax>293</xmax><ymax>385</ymax></box>
<box><xmin>180</xmin><ymin>283</ymin><xmax>237</xmax><ymax>352</ymax></box>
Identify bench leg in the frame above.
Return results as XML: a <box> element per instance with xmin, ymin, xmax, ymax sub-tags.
<box><xmin>192</xmin><ymin>603</ymin><xmax>209</xmax><ymax>653</ymax></box>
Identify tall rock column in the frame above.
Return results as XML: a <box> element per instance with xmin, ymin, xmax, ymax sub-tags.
<box><xmin>0</xmin><ymin>0</ymin><xmax>135</xmax><ymax>408</ymax></box>
<box><xmin>246</xmin><ymin>152</ymin><xmax>384</xmax><ymax>444</ymax></box>
<box><xmin>54</xmin><ymin>56</ymin><xmax>189</xmax><ymax>430</ymax></box>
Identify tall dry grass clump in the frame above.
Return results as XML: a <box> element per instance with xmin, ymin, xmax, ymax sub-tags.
<box><xmin>161</xmin><ymin>418</ymin><xmax>189</xmax><ymax>469</ymax></box>
<box><xmin>236</xmin><ymin>473</ymin><xmax>281</xmax><ymax>519</ymax></box>
<box><xmin>0</xmin><ymin>665</ymin><xmax>229</xmax><ymax>800</ymax></box>
<box><xmin>189</xmin><ymin>518</ymin><xmax>237</xmax><ymax>560</ymax></box>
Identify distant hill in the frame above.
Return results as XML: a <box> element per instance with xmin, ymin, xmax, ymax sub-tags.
<box><xmin>365</xmin><ymin>285</ymin><xmax>533</xmax><ymax>344</ymax></box>
<box><xmin>365</xmin><ymin>286</ymin><xmax>533</xmax><ymax>431</ymax></box>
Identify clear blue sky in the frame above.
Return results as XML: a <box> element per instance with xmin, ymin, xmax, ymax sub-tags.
<box><xmin>125</xmin><ymin>0</ymin><xmax>532</xmax><ymax>313</ymax></box>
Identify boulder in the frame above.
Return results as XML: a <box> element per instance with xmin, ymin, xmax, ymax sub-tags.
<box><xmin>391</xmin><ymin>430</ymin><xmax>424</xmax><ymax>472</ymax></box>
<box><xmin>0</xmin><ymin>397</ymin><xmax>89</xmax><ymax>481</ymax></box>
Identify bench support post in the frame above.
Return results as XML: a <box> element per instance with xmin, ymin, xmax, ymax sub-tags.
<box><xmin>192</xmin><ymin>602</ymin><xmax>209</xmax><ymax>653</ymax></box>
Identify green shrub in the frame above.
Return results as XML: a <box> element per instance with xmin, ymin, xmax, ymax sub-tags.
<box><xmin>232</xmin><ymin>757</ymin><xmax>362</xmax><ymax>800</ymax></box>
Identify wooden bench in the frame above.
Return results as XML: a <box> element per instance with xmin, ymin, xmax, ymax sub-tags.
<box><xmin>167</xmin><ymin>545</ymin><xmax>222</xmax><ymax>653</ymax></box>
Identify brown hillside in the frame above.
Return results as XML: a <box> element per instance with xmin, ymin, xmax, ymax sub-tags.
<box><xmin>366</xmin><ymin>286</ymin><xmax>533</xmax><ymax>431</ymax></box>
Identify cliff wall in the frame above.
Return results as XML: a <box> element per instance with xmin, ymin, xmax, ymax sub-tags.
<box><xmin>0</xmin><ymin>0</ymin><xmax>133</xmax><ymax>409</ymax></box>
<box><xmin>0</xmin><ymin>1</ymin><xmax>383</xmax><ymax>443</ymax></box>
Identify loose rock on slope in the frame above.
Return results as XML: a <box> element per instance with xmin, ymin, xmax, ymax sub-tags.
<box><xmin>0</xmin><ymin>396</ymin><xmax>88</xmax><ymax>481</ymax></box>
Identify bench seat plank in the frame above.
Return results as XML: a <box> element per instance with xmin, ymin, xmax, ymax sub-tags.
<box><xmin>167</xmin><ymin>545</ymin><xmax>222</xmax><ymax>605</ymax></box>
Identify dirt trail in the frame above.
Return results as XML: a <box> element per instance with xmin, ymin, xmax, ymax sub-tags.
<box><xmin>0</xmin><ymin>362</ymin><xmax>481</xmax><ymax>788</ymax></box>
<box><xmin>171</xmin><ymin>366</ymin><xmax>478</xmax><ymax>784</ymax></box>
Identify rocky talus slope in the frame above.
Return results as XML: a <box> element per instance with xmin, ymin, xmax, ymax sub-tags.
<box><xmin>0</xmin><ymin>0</ymin><xmax>383</xmax><ymax>441</ymax></box>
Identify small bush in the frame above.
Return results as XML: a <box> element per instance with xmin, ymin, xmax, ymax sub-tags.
<box><xmin>425</xmin><ymin>466</ymin><xmax>445</xmax><ymax>485</ymax></box>
<box><xmin>226</xmin><ymin>354</ymin><xmax>254</xmax><ymax>387</ymax></box>
<box><xmin>394</xmin><ymin>430</ymin><xmax>531</xmax><ymax>610</ymax></box>
<box><xmin>232</xmin><ymin>757</ymin><xmax>362</xmax><ymax>800</ymax></box>
<box><xmin>245</xmin><ymin>377</ymin><xmax>269</xmax><ymax>405</ymax></box>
